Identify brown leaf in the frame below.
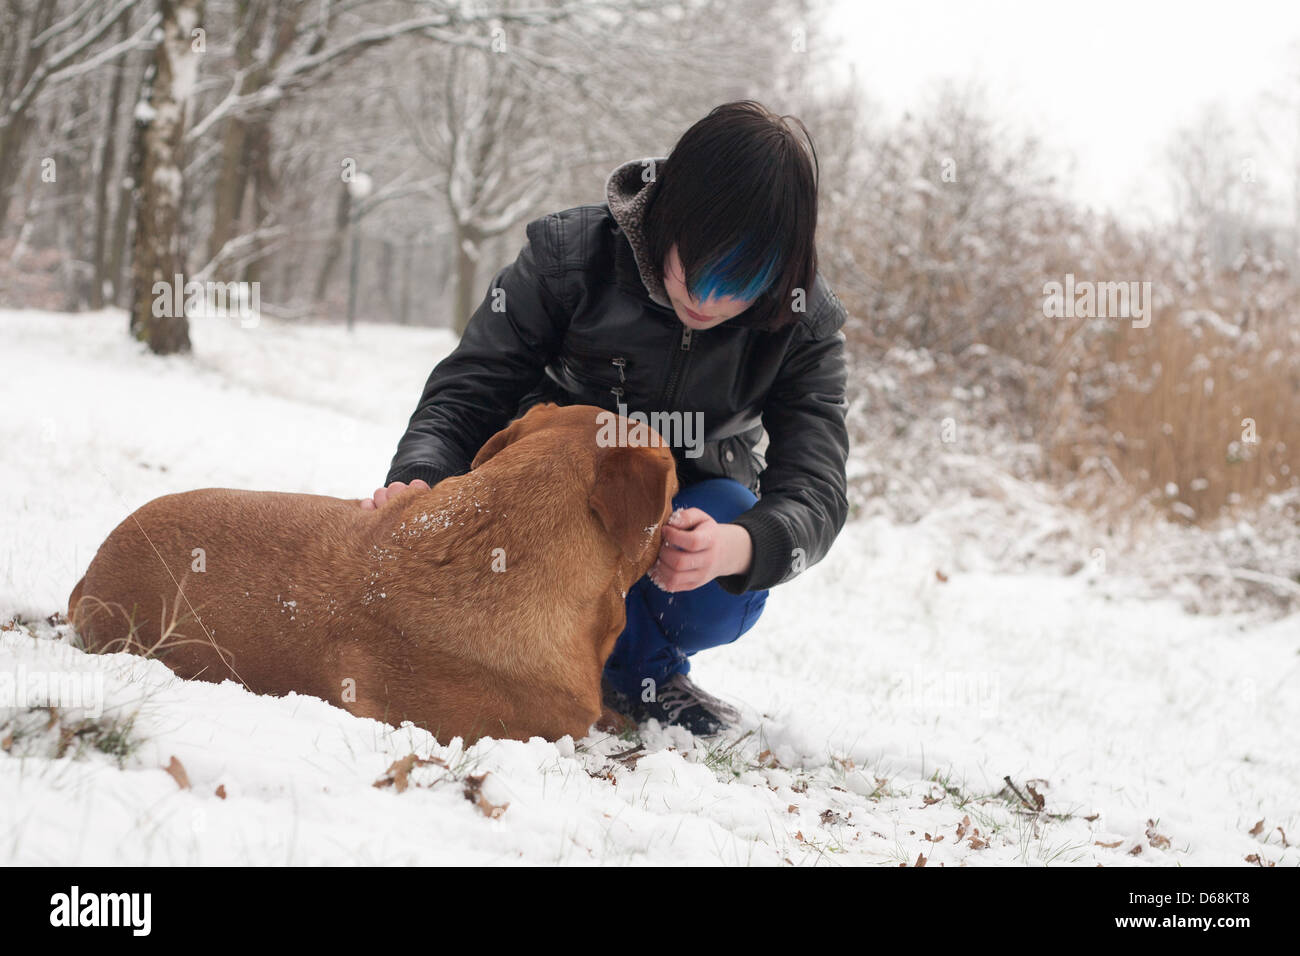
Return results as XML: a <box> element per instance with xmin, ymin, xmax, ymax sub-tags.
<box><xmin>968</xmin><ymin>837</ymin><xmax>987</xmax><ymax>850</ymax></box>
<box><xmin>214</xmin><ymin>784</ymin><xmax>227</xmax><ymax>799</ymax></box>
<box><xmin>374</xmin><ymin>753</ymin><xmax>447</xmax><ymax>793</ymax></box>
<box><xmin>787</xmin><ymin>804</ymin><xmax>798</xmax><ymax>814</ymax></box>
<box><xmin>1145</xmin><ymin>820</ymin><xmax>1171</xmax><ymax>850</ymax></box>
<box><xmin>463</xmin><ymin>773</ymin><xmax>508</xmax><ymax>819</ymax></box>
<box><xmin>0</xmin><ymin>733</ymin><xmax>12</xmax><ymax>752</ymax></box>
<box><xmin>956</xmin><ymin>816</ymin><xmax>969</xmax><ymax>843</ymax></box>
<box><xmin>610</xmin><ymin>745</ymin><xmax>644</xmax><ymax>769</ymax></box>
<box><xmin>1128</xmin><ymin>844</ymin><xmax>1143</xmax><ymax>856</ymax></box>
<box><xmin>1248</xmin><ymin>819</ymin><xmax>1265</xmax><ymax>836</ymax></box>
<box><xmin>820</xmin><ymin>808</ymin><xmax>844</xmax><ymax>825</ymax></box>
<box><xmin>165</xmin><ymin>756</ymin><xmax>190</xmax><ymax>790</ymax></box>
<box><xmin>1026</xmin><ymin>783</ymin><xmax>1046</xmax><ymax>811</ymax></box>
<box><xmin>935</xmin><ymin>570</ymin><xmax>948</xmax><ymax>582</ymax></box>
<box><xmin>922</xmin><ymin>795</ymin><xmax>942</xmax><ymax>805</ymax></box>
<box><xmin>1084</xmin><ymin>813</ymin><xmax>1099</xmax><ymax>822</ymax></box>
<box><xmin>1095</xmin><ymin>839</ymin><xmax>1123</xmax><ymax>848</ymax></box>
<box><xmin>914</xmin><ymin>852</ymin><xmax>927</xmax><ymax>867</ymax></box>
<box><xmin>1278</xmin><ymin>826</ymin><xmax>1290</xmax><ymax>848</ymax></box>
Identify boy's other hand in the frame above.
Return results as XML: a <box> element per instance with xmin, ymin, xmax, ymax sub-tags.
<box><xmin>360</xmin><ymin>479</ymin><xmax>430</xmax><ymax>510</ymax></box>
<box><xmin>650</xmin><ymin>507</ymin><xmax>753</xmax><ymax>591</ymax></box>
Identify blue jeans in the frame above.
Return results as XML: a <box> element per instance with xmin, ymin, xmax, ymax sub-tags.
<box><xmin>602</xmin><ymin>478</ymin><xmax>769</xmax><ymax>696</ymax></box>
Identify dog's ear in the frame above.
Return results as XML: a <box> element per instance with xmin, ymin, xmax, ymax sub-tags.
<box><xmin>472</xmin><ymin>403</ymin><xmax>559</xmax><ymax>470</ymax></box>
<box><xmin>589</xmin><ymin>445</ymin><xmax>676</xmax><ymax>566</ymax></box>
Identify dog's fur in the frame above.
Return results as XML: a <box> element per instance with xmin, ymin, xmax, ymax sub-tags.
<box><xmin>68</xmin><ymin>403</ymin><xmax>677</xmax><ymax>742</ymax></box>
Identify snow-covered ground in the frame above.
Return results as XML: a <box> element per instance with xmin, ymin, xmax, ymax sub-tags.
<box><xmin>1</xmin><ymin>308</ymin><xmax>1295</xmax><ymax>866</ymax></box>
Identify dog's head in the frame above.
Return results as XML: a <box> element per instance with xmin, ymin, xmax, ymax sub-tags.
<box><xmin>472</xmin><ymin>403</ymin><xmax>678</xmax><ymax>572</ymax></box>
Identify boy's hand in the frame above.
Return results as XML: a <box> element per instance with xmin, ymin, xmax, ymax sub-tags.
<box><xmin>360</xmin><ymin>479</ymin><xmax>430</xmax><ymax>510</ymax></box>
<box><xmin>650</xmin><ymin>508</ymin><xmax>753</xmax><ymax>592</ymax></box>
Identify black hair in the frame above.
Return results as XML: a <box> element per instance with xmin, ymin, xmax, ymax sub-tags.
<box><xmin>643</xmin><ymin>101</ymin><xmax>820</xmax><ymax>330</ymax></box>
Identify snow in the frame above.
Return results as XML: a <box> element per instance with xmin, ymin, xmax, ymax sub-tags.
<box><xmin>2</xmin><ymin>308</ymin><xmax>1296</xmax><ymax>866</ymax></box>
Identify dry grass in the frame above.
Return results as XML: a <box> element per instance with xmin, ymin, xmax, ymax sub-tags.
<box><xmin>1042</xmin><ymin>280</ymin><xmax>1300</xmax><ymax>522</ymax></box>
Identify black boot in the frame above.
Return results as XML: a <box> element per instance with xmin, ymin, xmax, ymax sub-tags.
<box><xmin>605</xmin><ymin>673</ymin><xmax>740</xmax><ymax>735</ymax></box>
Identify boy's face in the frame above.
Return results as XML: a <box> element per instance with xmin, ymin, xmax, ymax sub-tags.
<box><xmin>662</xmin><ymin>245</ymin><xmax>756</xmax><ymax>330</ymax></box>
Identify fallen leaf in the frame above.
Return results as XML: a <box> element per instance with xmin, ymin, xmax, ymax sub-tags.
<box><xmin>1026</xmin><ymin>783</ymin><xmax>1046</xmax><ymax>811</ymax></box>
<box><xmin>1095</xmin><ymin>839</ymin><xmax>1123</xmax><ymax>848</ymax></box>
<box><xmin>914</xmin><ymin>852</ymin><xmax>927</xmax><ymax>867</ymax></box>
<box><xmin>1248</xmin><ymin>819</ymin><xmax>1265</xmax><ymax>836</ymax></box>
<box><xmin>165</xmin><ymin>756</ymin><xmax>190</xmax><ymax>790</ymax></box>
<box><xmin>374</xmin><ymin>753</ymin><xmax>447</xmax><ymax>793</ymax></box>
<box><xmin>1145</xmin><ymin>820</ymin><xmax>1171</xmax><ymax>850</ymax></box>
<box><xmin>215</xmin><ymin>784</ymin><xmax>227</xmax><ymax>799</ymax></box>
<box><xmin>1128</xmin><ymin>845</ymin><xmax>1143</xmax><ymax>856</ymax></box>
<box><xmin>610</xmin><ymin>745</ymin><xmax>644</xmax><ymax>769</ymax></box>
<box><xmin>463</xmin><ymin>773</ymin><xmax>508</xmax><ymax>818</ymax></box>
<box><xmin>787</xmin><ymin>804</ymin><xmax>798</xmax><ymax>814</ymax></box>
<box><xmin>1084</xmin><ymin>813</ymin><xmax>1100</xmax><ymax>822</ymax></box>
<box><xmin>935</xmin><ymin>570</ymin><xmax>948</xmax><ymax>582</ymax></box>
<box><xmin>0</xmin><ymin>733</ymin><xmax>12</xmax><ymax>752</ymax></box>
<box><xmin>922</xmin><ymin>795</ymin><xmax>942</xmax><ymax>805</ymax></box>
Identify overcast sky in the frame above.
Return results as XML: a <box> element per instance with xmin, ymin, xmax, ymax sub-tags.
<box><xmin>826</xmin><ymin>0</ymin><xmax>1300</xmax><ymax>224</ymax></box>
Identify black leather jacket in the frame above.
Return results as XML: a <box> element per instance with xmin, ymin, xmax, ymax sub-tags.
<box><xmin>386</xmin><ymin>190</ymin><xmax>850</xmax><ymax>594</ymax></box>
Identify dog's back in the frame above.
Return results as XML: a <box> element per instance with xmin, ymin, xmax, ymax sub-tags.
<box><xmin>70</xmin><ymin>488</ymin><xmax>372</xmax><ymax>702</ymax></box>
<box><xmin>68</xmin><ymin>404</ymin><xmax>677</xmax><ymax>742</ymax></box>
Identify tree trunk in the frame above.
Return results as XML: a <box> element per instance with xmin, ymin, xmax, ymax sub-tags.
<box><xmin>398</xmin><ymin>237</ymin><xmax>414</xmax><ymax>325</ymax></box>
<box><xmin>206</xmin><ymin>116</ymin><xmax>250</xmax><ymax>268</ymax></box>
<box><xmin>91</xmin><ymin>17</ymin><xmax>132</xmax><ymax>309</ymax></box>
<box><xmin>452</xmin><ymin>227</ymin><xmax>479</xmax><ymax>337</ymax></box>
<box><xmin>130</xmin><ymin>0</ymin><xmax>204</xmax><ymax>355</ymax></box>
<box><xmin>0</xmin><ymin>1</ymin><xmax>57</xmax><ymax>229</ymax></box>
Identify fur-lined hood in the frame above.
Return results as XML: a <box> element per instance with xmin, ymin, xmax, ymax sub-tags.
<box><xmin>604</xmin><ymin>156</ymin><xmax>672</xmax><ymax>309</ymax></box>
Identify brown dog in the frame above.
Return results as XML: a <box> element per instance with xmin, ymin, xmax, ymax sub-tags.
<box><xmin>68</xmin><ymin>403</ymin><xmax>677</xmax><ymax>742</ymax></box>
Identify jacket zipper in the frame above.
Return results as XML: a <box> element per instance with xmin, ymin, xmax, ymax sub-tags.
<box><xmin>661</xmin><ymin>326</ymin><xmax>693</xmax><ymax>408</ymax></box>
<box><xmin>610</xmin><ymin>356</ymin><xmax>626</xmax><ymax>405</ymax></box>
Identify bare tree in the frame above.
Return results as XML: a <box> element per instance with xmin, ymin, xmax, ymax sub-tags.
<box><xmin>0</xmin><ymin>0</ymin><xmax>155</xmax><ymax>228</ymax></box>
<box><xmin>130</xmin><ymin>0</ymin><xmax>204</xmax><ymax>353</ymax></box>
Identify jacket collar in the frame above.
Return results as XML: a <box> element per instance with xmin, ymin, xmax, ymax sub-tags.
<box><xmin>605</xmin><ymin>157</ymin><xmax>673</xmax><ymax>309</ymax></box>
